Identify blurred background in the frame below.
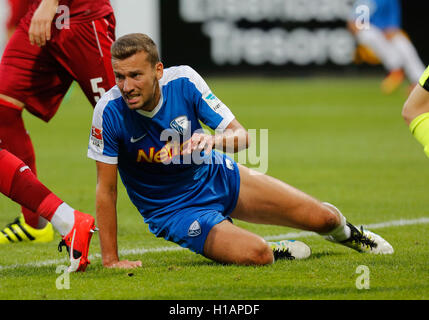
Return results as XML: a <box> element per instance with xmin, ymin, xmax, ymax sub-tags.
<box><xmin>163</xmin><ymin>0</ymin><xmax>429</xmax><ymax>78</ymax></box>
<box><xmin>0</xmin><ymin>0</ymin><xmax>427</xmax><ymax>77</ymax></box>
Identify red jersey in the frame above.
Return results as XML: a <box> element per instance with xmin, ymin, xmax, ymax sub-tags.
<box><xmin>22</xmin><ymin>0</ymin><xmax>113</xmax><ymax>26</ymax></box>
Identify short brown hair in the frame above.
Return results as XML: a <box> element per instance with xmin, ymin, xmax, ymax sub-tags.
<box><xmin>111</xmin><ymin>33</ymin><xmax>160</xmax><ymax>66</ymax></box>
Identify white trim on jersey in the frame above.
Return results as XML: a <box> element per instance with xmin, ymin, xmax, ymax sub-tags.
<box><xmin>87</xmin><ymin>149</ymin><xmax>118</xmax><ymax>165</ymax></box>
<box><xmin>217</xmin><ymin>115</ymin><xmax>235</xmax><ymax>131</ymax></box>
<box><xmin>92</xmin><ymin>85</ymin><xmax>122</xmax><ymax>129</ymax></box>
<box><xmin>158</xmin><ymin>65</ymin><xmax>235</xmax><ymax>131</ymax></box>
<box><xmin>160</xmin><ymin>65</ymin><xmax>211</xmax><ymax>99</ymax></box>
<box><xmin>87</xmin><ymin>86</ymin><xmax>122</xmax><ymax>164</ymax></box>
<box><xmin>136</xmin><ymin>89</ymin><xmax>164</xmax><ymax>118</ymax></box>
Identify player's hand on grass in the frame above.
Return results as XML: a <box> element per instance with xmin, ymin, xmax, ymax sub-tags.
<box><xmin>182</xmin><ymin>133</ymin><xmax>214</xmax><ymax>156</ymax></box>
<box><xmin>104</xmin><ymin>260</ymin><xmax>143</xmax><ymax>269</ymax></box>
<box><xmin>29</xmin><ymin>0</ymin><xmax>59</xmax><ymax>47</ymax></box>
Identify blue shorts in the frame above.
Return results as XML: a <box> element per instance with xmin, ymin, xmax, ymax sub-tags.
<box><xmin>145</xmin><ymin>152</ymin><xmax>241</xmax><ymax>255</ymax></box>
<box><xmin>353</xmin><ymin>0</ymin><xmax>401</xmax><ymax>30</ymax></box>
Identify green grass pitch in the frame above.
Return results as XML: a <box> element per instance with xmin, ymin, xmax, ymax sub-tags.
<box><xmin>0</xmin><ymin>76</ymin><xmax>428</xmax><ymax>300</ymax></box>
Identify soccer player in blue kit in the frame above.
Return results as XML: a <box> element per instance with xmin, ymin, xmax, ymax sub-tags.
<box><xmin>88</xmin><ymin>33</ymin><xmax>394</xmax><ymax>269</ymax></box>
<box><xmin>349</xmin><ymin>0</ymin><xmax>425</xmax><ymax>94</ymax></box>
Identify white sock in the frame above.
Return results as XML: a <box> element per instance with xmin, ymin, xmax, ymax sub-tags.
<box><xmin>355</xmin><ymin>27</ymin><xmax>403</xmax><ymax>71</ymax></box>
<box><xmin>50</xmin><ymin>203</ymin><xmax>75</xmax><ymax>236</ymax></box>
<box><xmin>390</xmin><ymin>33</ymin><xmax>425</xmax><ymax>83</ymax></box>
<box><xmin>320</xmin><ymin>202</ymin><xmax>351</xmax><ymax>242</ymax></box>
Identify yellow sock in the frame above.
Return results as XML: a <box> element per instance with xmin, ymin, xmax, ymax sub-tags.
<box><xmin>410</xmin><ymin>112</ymin><xmax>429</xmax><ymax>158</ymax></box>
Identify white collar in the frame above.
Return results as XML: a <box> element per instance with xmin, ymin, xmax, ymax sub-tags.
<box><xmin>135</xmin><ymin>87</ymin><xmax>164</xmax><ymax>118</ymax></box>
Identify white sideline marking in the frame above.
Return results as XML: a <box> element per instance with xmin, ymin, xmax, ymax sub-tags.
<box><xmin>264</xmin><ymin>217</ymin><xmax>429</xmax><ymax>241</ymax></box>
<box><xmin>0</xmin><ymin>217</ymin><xmax>428</xmax><ymax>271</ymax></box>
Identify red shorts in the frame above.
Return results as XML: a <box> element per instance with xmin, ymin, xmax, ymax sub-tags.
<box><xmin>0</xmin><ymin>13</ymin><xmax>116</xmax><ymax>122</ymax></box>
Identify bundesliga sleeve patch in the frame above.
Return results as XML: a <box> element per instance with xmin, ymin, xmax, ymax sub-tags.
<box><xmin>203</xmin><ymin>92</ymin><xmax>223</xmax><ymax>112</ymax></box>
<box><xmin>202</xmin><ymin>91</ymin><xmax>235</xmax><ymax>130</ymax></box>
<box><xmin>90</xmin><ymin>126</ymin><xmax>104</xmax><ymax>150</ymax></box>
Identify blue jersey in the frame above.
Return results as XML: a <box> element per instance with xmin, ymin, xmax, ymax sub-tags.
<box><xmin>87</xmin><ymin>65</ymin><xmax>236</xmax><ymax>221</ymax></box>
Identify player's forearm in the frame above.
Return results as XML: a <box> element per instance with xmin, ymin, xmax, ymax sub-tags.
<box><xmin>96</xmin><ymin>187</ymin><xmax>119</xmax><ymax>266</ymax></box>
<box><xmin>214</xmin><ymin>128</ymin><xmax>249</xmax><ymax>153</ymax></box>
<box><xmin>37</xmin><ymin>0</ymin><xmax>59</xmax><ymax>13</ymax></box>
<box><xmin>40</xmin><ymin>0</ymin><xmax>59</xmax><ymax>7</ymax></box>
<box><xmin>29</xmin><ymin>0</ymin><xmax>59</xmax><ymax>46</ymax></box>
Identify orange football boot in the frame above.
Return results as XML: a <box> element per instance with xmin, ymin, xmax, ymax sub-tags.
<box><xmin>58</xmin><ymin>211</ymin><xmax>97</xmax><ymax>272</ymax></box>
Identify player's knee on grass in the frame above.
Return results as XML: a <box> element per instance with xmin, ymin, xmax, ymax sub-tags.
<box><xmin>204</xmin><ymin>228</ymin><xmax>273</xmax><ymax>266</ymax></box>
<box><xmin>223</xmin><ymin>242</ymin><xmax>273</xmax><ymax>266</ymax></box>
<box><xmin>242</xmin><ymin>241</ymin><xmax>274</xmax><ymax>266</ymax></box>
<box><xmin>314</xmin><ymin>204</ymin><xmax>342</xmax><ymax>234</ymax></box>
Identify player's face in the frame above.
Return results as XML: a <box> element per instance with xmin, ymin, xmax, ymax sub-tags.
<box><xmin>113</xmin><ymin>51</ymin><xmax>163</xmax><ymax>111</ymax></box>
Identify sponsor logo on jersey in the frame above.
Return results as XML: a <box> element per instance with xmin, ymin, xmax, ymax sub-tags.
<box><xmin>188</xmin><ymin>220</ymin><xmax>201</xmax><ymax>237</ymax></box>
<box><xmin>136</xmin><ymin>140</ymin><xmax>183</xmax><ymax>164</ymax></box>
<box><xmin>170</xmin><ymin>116</ymin><xmax>189</xmax><ymax>135</ymax></box>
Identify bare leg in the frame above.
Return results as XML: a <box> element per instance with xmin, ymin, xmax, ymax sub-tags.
<box><xmin>203</xmin><ymin>220</ymin><xmax>274</xmax><ymax>266</ymax></box>
<box><xmin>230</xmin><ymin>164</ymin><xmax>340</xmax><ymax>233</ymax></box>
<box><xmin>202</xmin><ymin>165</ymin><xmax>342</xmax><ymax>265</ymax></box>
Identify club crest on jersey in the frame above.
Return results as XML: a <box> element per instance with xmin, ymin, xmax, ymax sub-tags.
<box><xmin>170</xmin><ymin>116</ymin><xmax>189</xmax><ymax>135</ymax></box>
<box><xmin>188</xmin><ymin>220</ymin><xmax>201</xmax><ymax>237</ymax></box>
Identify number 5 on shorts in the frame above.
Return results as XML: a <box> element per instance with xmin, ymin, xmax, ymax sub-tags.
<box><xmin>91</xmin><ymin>77</ymin><xmax>106</xmax><ymax>102</ymax></box>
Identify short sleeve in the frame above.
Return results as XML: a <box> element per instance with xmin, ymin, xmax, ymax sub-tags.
<box><xmin>87</xmin><ymin>96</ymin><xmax>120</xmax><ymax>164</ymax></box>
<box><xmin>184</xmin><ymin>66</ymin><xmax>235</xmax><ymax>131</ymax></box>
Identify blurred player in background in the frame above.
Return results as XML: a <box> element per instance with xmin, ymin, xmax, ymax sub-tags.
<box><xmin>0</xmin><ymin>0</ymin><xmax>31</xmax><ymax>57</ymax></box>
<box><xmin>89</xmin><ymin>33</ymin><xmax>394</xmax><ymax>269</ymax></box>
<box><xmin>402</xmin><ymin>66</ymin><xmax>429</xmax><ymax>158</ymax></box>
<box><xmin>349</xmin><ymin>0</ymin><xmax>425</xmax><ymax>94</ymax></box>
<box><xmin>5</xmin><ymin>0</ymin><xmax>32</xmax><ymax>40</ymax></box>
<box><xmin>0</xmin><ymin>0</ymin><xmax>116</xmax><ymax>244</ymax></box>
<box><xmin>0</xmin><ymin>148</ymin><xmax>97</xmax><ymax>272</ymax></box>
